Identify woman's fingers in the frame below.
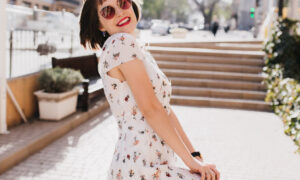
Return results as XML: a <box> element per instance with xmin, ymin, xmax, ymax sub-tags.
<box><xmin>210</xmin><ymin>168</ymin><xmax>216</xmax><ymax>180</ymax></box>
<box><xmin>206</xmin><ymin>170</ymin><xmax>212</xmax><ymax>180</ymax></box>
<box><xmin>209</xmin><ymin>166</ymin><xmax>220</xmax><ymax>180</ymax></box>
<box><xmin>204</xmin><ymin>168</ymin><xmax>215</xmax><ymax>180</ymax></box>
<box><xmin>206</xmin><ymin>163</ymin><xmax>219</xmax><ymax>180</ymax></box>
<box><xmin>192</xmin><ymin>162</ymin><xmax>219</xmax><ymax>180</ymax></box>
<box><xmin>202</xmin><ymin>167</ymin><xmax>214</xmax><ymax>180</ymax></box>
<box><xmin>200</xmin><ymin>168</ymin><xmax>206</xmax><ymax>180</ymax></box>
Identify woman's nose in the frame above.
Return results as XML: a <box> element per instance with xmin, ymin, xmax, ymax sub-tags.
<box><xmin>115</xmin><ymin>6</ymin><xmax>126</xmax><ymax>18</ymax></box>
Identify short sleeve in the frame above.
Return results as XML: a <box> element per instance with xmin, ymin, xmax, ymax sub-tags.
<box><xmin>102</xmin><ymin>33</ymin><xmax>144</xmax><ymax>73</ymax></box>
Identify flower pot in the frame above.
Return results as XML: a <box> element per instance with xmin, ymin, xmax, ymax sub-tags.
<box><xmin>170</xmin><ymin>28</ymin><xmax>188</xmax><ymax>38</ymax></box>
<box><xmin>34</xmin><ymin>87</ymin><xmax>80</xmax><ymax>121</ymax></box>
<box><xmin>171</xmin><ymin>31</ymin><xmax>187</xmax><ymax>38</ymax></box>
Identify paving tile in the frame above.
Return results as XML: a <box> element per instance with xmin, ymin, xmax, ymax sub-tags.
<box><xmin>1</xmin><ymin>105</ymin><xmax>300</xmax><ymax>180</ymax></box>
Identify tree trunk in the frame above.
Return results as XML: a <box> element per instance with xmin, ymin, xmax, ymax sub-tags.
<box><xmin>206</xmin><ymin>1</ymin><xmax>218</xmax><ymax>29</ymax></box>
<box><xmin>193</xmin><ymin>0</ymin><xmax>219</xmax><ymax>30</ymax></box>
<box><xmin>203</xmin><ymin>14</ymin><xmax>210</xmax><ymax>30</ymax></box>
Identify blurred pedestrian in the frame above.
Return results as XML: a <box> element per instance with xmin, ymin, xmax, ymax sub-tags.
<box><xmin>211</xmin><ymin>16</ymin><xmax>219</xmax><ymax>36</ymax></box>
<box><xmin>224</xmin><ymin>23</ymin><xmax>230</xmax><ymax>33</ymax></box>
<box><xmin>230</xmin><ymin>14</ymin><xmax>237</xmax><ymax>31</ymax></box>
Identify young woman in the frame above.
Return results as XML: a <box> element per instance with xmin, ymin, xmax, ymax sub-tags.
<box><xmin>79</xmin><ymin>0</ymin><xmax>220</xmax><ymax>179</ymax></box>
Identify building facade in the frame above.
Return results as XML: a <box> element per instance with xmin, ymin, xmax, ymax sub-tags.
<box><xmin>7</xmin><ymin>0</ymin><xmax>81</xmax><ymax>14</ymax></box>
<box><xmin>288</xmin><ymin>0</ymin><xmax>300</xmax><ymax>19</ymax></box>
<box><xmin>237</xmin><ymin>0</ymin><xmax>256</xmax><ymax>30</ymax></box>
<box><xmin>233</xmin><ymin>0</ymin><xmax>275</xmax><ymax>30</ymax></box>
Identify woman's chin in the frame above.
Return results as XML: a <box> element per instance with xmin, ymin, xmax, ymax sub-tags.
<box><xmin>118</xmin><ymin>28</ymin><xmax>135</xmax><ymax>34</ymax></box>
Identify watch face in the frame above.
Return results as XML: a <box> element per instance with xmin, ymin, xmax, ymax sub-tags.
<box><xmin>192</xmin><ymin>152</ymin><xmax>200</xmax><ymax>157</ymax></box>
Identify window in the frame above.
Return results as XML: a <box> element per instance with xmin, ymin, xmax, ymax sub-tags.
<box><xmin>8</xmin><ymin>0</ymin><xmax>16</xmax><ymax>4</ymax></box>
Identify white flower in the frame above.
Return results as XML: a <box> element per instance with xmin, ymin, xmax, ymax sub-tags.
<box><xmin>296</xmin><ymin>22</ymin><xmax>300</xmax><ymax>35</ymax></box>
<box><xmin>277</xmin><ymin>31</ymin><xmax>282</xmax><ymax>38</ymax></box>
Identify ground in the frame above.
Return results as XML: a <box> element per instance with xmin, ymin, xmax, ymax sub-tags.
<box><xmin>1</xmin><ymin>105</ymin><xmax>300</xmax><ymax>180</ymax></box>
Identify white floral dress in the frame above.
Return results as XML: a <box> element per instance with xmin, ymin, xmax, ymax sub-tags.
<box><xmin>98</xmin><ymin>32</ymin><xmax>201</xmax><ymax>180</ymax></box>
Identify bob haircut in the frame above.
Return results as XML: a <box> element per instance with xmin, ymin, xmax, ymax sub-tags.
<box><xmin>79</xmin><ymin>0</ymin><xmax>142</xmax><ymax>50</ymax></box>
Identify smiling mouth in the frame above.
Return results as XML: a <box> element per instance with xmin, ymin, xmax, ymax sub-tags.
<box><xmin>117</xmin><ymin>17</ymin><xmax>131</xmax><ymax>27</ymax></box>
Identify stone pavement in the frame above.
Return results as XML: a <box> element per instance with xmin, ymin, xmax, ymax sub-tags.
<box><xmin>1</xmin><ymin>105</ymin><xmax>300</xmax><ymax>180</ymax></box>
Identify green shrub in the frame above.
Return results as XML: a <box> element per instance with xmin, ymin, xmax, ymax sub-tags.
<box><xmin>263</xmin><ymin>18</ymin><xmax>300</xmax><ymax>81</ymax></box>
<box><xmin>263</xmin><ymin>18</ymin><xmax>300</xmax><ymax>154</ymax></box>
<box><xmin>38</xmin><ymin>67</ymin><xmax>84</xmax><ymax>93</ymax></box>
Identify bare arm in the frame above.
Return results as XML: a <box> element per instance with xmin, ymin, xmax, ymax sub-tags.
<box><xmin>168</xmin><ymin>107</ymin><xmax>204</xmax><ymax>162</ymax></box>
<box><xmin>119</xmin><ymin>59</ymin><xmax>195</xmax><ymax>166</ymax></box>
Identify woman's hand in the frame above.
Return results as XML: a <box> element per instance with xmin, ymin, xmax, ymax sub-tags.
<box><xmin>186</xmin><ymin>158</ymin><xmax>220</xmax><ymax>180</ymax></box>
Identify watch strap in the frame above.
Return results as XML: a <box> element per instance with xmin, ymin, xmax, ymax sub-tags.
<box><xmin>191</xmin><ymin>151</ymin><xmax>203</xmax><ymax>159</ymax></box>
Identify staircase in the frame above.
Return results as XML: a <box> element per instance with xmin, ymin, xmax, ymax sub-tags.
<box><xmin>147</xmin><ymin>41</ymin><xmax>271</xmax><ymax>112</ymax></box>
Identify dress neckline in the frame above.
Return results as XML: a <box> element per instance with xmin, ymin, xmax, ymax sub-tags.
<box><xmin>103</xmin><ymin>32</ymin><xmax>147</xmax><ymax>50</ymax></box>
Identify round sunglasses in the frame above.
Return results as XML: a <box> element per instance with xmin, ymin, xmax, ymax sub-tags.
<box><xmin>100</xmin><ymin>0</ymin><xmax>132</xmax><ymax>19</ymax></box>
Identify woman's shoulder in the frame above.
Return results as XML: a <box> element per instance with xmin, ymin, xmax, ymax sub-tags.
<box><xmin>98</xmin><ymin>32</ymin><xmax>146</xmax><ymax>73</ymax></box>
<box><xmin>99</xmin><ymin>32</ymin><xmax>146</xmax><ymax>63</ymax></box>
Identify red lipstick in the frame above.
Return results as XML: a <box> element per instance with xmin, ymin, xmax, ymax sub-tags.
<box><xmin>117</xmin><ymin>17</ymin><xmax>131</xmax><ymax>27</ymax></box>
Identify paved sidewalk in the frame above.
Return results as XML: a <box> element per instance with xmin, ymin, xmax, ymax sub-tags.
<box><xmin>1</xmin><ymin>105</ymin><xmax>300</xmax><ymax>180</ymax></box>
<box><xmin>138</xmin><ymin>30</ymin><xmax>257</xmax><ymax>44</ymax></box>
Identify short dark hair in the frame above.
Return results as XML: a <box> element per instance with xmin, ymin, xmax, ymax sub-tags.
<box><xmin>79</xmin><ymin>0</ymin><xmax>140</xmax><ymax>50</ymax></box>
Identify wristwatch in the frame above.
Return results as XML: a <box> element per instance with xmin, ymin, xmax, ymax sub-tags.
<box><xmin>191</xmin><ymin>151</ymin><xmax>203</xmax><ymax>159</ymax></box>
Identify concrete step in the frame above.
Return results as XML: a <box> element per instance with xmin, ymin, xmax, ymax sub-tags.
<box><xmin>149</xmin><ymin>42</ymin><xmax>262</xmax><ymax>51</ymax></box>
<box><xmin>205</xmin><ymin>40</ymin><xmax>263</xmax><ymax>44</ymax></box>
<box><xmin>169</xmin><ymin>77</ymin><xmax>266</xmax><ymax>91</ymax></box>
<box><xmin>148</xmin><ymin>39</ymin><xmax>264</xmax><ymax>45</ymax></box>
<box><xmin>172</xmin><ymin>86</ymin><xmax>266</xmax><ymax>100</ymax></box>
<box><xmin>152</xmin><ymin>54</ymin><xmax>264</xmax><ymax>67</ymax></box>
<box><xmin>157</xmin><ymin>61</ymin><xmax>263</xmax><ymax>74</ymax></box>
<box><xmin>163</xmin><ymin>69</ymin><xmax>264</xmax><ymax>83</ymax></box>
<box><xmin>146</xmin><ymin>46</ymin><xmax>265</xmax><ymax>59</ymax></box>
<box><xmin>170</xmin><ymin>95</ymin><xmax>272</xmax><ymax>112</ymax></box>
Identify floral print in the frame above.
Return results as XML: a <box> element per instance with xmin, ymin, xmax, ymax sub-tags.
<box><xmin>98</xmin><ymin>33</ymin><xmax>201</xmax><ymax>180</ymax></box>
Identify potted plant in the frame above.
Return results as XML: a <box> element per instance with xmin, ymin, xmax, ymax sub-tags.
<box><xmin>34</xmin><ymin>67</ymin><xmax>84</xmax><ymax>121</ymax></box>
<box><xmin>170</xmin><ymin>28</ymin><xmax>188</xmax><ymax>38</ymax></box>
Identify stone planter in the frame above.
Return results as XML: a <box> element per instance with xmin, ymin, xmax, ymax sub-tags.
<box><xmin>170</xmin><ymin>28</ymin><xmax>188</xmax><ymax>38</ymax></box>
<box><xmin>34</xmin><ymin>87</ymin><xmax>80</xmax><ymax>121</ymax></box>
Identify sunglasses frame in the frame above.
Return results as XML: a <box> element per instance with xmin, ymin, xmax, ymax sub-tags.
<box><xmin>100</xmin><ymin>0</ymin><xmax>132</xmax><ymax>19</ymax></box>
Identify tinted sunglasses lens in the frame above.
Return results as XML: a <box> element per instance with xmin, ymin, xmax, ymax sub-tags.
<box><xmin>101</xmin><ymin>6</ymin><xmax>115</xmax><ymax>19</ymax></box>
<box><xmin>118</xmin><ymin>0</ymin><xmax>132</xmax><ymax>9</ymax></box>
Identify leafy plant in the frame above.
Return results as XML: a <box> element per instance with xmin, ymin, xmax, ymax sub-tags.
<box><xmin>38</xmin><ymin>67</ymin><xmax>84</xmax><ymax>93</ymax></box>
<box><xmin>262</xmin><ymin>18</ymin><xmax>300</xmax><ymax>154</ymax></box>
<box><xmin>263</xmin><ymin>18</ymin><xmax>300</xmax><ymax>81</ymax></box>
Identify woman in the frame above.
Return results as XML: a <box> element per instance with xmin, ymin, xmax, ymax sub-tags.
<box><xmin>79</xmin><ymin>0</ymin><xmax>220</xmax><ymax>179</ymax></box>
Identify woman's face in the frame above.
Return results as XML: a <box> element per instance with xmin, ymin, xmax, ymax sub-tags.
<box><xmin>97</xmin><ymin>0</ymin><xmax>137</xmax><ymax>36</ymax></box>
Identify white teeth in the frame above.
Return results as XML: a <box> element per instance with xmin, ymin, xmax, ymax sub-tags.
<box><xmin>118</xmin><ymin>17</ymin><xmax>130</xmax><ymax>26</ymax></box>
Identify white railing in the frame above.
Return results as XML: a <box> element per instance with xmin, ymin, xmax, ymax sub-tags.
<box><xmin>258</xmin><ymin>7</ymin><xmax>277</xmax><ymax>42</ymax></box>
<box><xmin>0</xmin><ymin>1</ymin><xmax>9</xmax><ymax>134</ymax></box>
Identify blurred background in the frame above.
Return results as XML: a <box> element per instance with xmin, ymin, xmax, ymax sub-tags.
<box><xmin>3</xmin><ymin>0</ymin><xmax>297</xmax><ymax>78</ymax></box>
<box><xmin>1</xmin><ymin>1</ymin><xmax>300</xmax><ymax>179</ymax></box>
